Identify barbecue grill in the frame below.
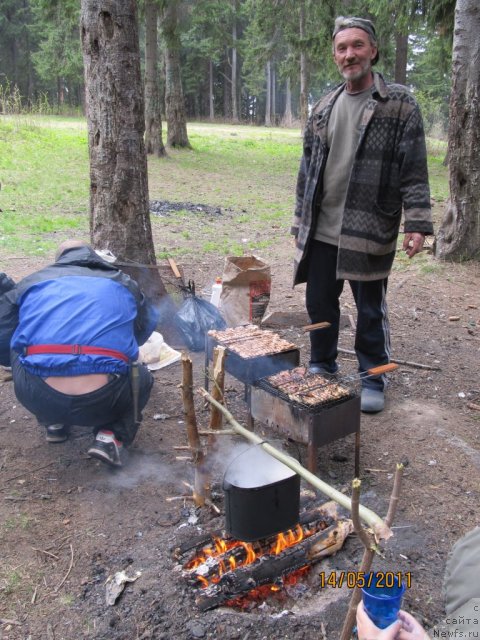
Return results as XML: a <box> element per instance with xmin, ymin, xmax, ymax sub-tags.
<box><xmin>249</xmin><ymin>367</ymin><xmax>361</xmax><ymax>476</ymax></box>
<box><xmin>204</xmin><ymin>326</ymin><xmax>300</xmax><ymax>422</ymax></box>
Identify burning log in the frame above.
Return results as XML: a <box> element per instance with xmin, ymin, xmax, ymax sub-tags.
<box><xmin>190</xmin><ymin>519</ymin><xmax>353</xmax><ymax>611</ymax></box>
<box><xmin>173</xmin><ymin>501</ymin><xmax>339</xmax><ymax>561</ymax></box>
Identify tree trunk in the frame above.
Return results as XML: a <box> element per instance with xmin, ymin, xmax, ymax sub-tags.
<box><xmin>435</xmin><ymin>0</ymin><xmax>480</xmax><ymax>261</ymax></box>
<box><xmin>161</xmin><ymin>0</ymin><xmax>191</xmax><ymax>148</ymax></box>
<box><xmin>265</xmin><ymin>61</ymin><xmax>272</xmax><ymax>127</ymax></box>
<box><xmin>145</xmin><ymin>0</ymin><xmax>167</xmax><ymax>157</ymax></box>
<box><xmin>209</xmin><ymin>58</ymin><xmax>214</xmax><ymax>121</ymax></box>
<box><xmin>231</xmin><ymin>2</ymin><xmax>239</xmax><ymax>123</ymax></box>
<box><xmin>223</xmin><ymin>57</ymin><xmax>232</xmax><ymax>118</ymax></box>
<box><xmin>271</xmin><ymin>64</ymin><xmax>276</xmax><ymax>125</ymax></box>
<box><xmin>283</xmin><ymin>77</ymin><xmax>293</xmax><ymax>127</ymax></box>
<box><xmin>299</xmin><ymin>2</ymin><xmax>309</xmax><ymax>129</ymax></box>
<box><xmin>394</xmin><ymin>32</ymin><xmax>408</xmax><ymax>85</ymax></box>
<box><xmin>80</xmin><ymin>0</ymin><xmax>168</xmax><ymax>301</ymax></box>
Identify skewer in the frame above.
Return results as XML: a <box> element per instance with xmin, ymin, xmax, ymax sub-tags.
<box><xmin>296</xmin><ymin>363</ymin><xmax>399</xmax><ymax>397</ymax></box>
<box><xmin>302</xmin><ymin>321</ymin><xmax>331</xmax><ymax>332</ymax></box>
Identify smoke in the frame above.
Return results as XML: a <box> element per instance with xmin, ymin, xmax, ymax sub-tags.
<box><xmin>105</xmin><ymin>457</ymin><xmax>192</xmax><ymax>491</ymax></box>
<box><xmin>221</xmin><ymin>441</ymin><xmax>296</xmax><ymax>489</ymax></box>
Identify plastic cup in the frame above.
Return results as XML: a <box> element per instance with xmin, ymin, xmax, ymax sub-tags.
<box><xmin>361</xmin><ymin>573</ymin><xmax>406</xmax><ymax>629</ymax></box>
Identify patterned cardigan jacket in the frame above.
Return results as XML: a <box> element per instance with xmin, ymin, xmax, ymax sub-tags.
<box><xmin>292</xmin><ymin>72</ymin><xmax>434</xmax><ymax>285</ymax></box>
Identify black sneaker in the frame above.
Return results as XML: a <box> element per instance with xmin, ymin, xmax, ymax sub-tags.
<box><xmin>88</xmin><ymin>430</ymin><xmax>124</xmax><ymax>467</ymax></box>
<box><xmin>45</xmin><ymin>424</ymin><xmax>70</xmax><ymax>443</ymax></box>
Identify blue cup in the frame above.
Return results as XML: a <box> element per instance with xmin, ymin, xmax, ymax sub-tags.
<box><xmin>361</xmin><ymin>573</ymin><xmax>406</xmax><ymax>629</ymax></box>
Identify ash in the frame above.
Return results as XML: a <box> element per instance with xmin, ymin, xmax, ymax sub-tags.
<box><xmin>150</xmin><ymin>199</ymin><xmax>223</xmax><ymax>217</ymax></box>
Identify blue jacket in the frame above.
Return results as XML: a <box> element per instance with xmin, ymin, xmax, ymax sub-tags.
<box><xmin>0</xmin><ymin>246</ymin><xmax>159</xmax><ymax>376</ymax></box>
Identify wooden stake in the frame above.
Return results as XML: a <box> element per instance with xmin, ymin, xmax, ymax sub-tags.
<box><xmin>181</xmin><ymin>354</ymin><xmax>208</xmax><ymax>506</ymax></box>
<box><xmin>209</xmin><ymin>346</ymin><xmax>226</xmax><ymax>440</ymax></box>
<box><xmin>339</xmin><ymin>464</ymin><xmax>404</xmax><ymax>640</ymax></box>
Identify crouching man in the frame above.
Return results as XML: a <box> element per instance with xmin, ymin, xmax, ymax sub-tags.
<box><xmin>0</xmin><ymin>240</ymin><xmax>159</xmax><ymax>468</ymax></box>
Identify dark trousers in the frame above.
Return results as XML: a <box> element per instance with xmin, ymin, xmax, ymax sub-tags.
<box><xmin>306</xmin><ymin>240</ymin><xmax>390</xmax><ymax>391</ymax></box>
<box><xmin>11</xmin><ymin>351</ymin><xmax>153</xmax><ymax>446</ymax></box>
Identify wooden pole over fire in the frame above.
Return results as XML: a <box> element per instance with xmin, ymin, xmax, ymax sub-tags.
<box><xmin>199</xmin><ymin>388</ymin><xmax>392</xmax><ymax>541</ymax></box>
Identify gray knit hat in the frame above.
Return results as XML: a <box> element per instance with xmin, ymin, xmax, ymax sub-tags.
<box><xmin>332</xmin><ymin>16</ymin><xmax>379</xmax><ymax>65</ymax></box>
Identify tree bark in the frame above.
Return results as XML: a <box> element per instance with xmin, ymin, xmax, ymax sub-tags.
<box><xmin>231</xmin><ymin>0</ymin><xmax>239</xmax><ymax>123</ymax></box>
<box><xmin>145</xmin><ymin>0</ymin><xmax>167</xmax><ymax>157</ymax></box>
<box><xmin>271</xmin><ymin>64</ymin><xmax>276</xmax><ymax>125</ymax></box>
<box><xmin>283</xmin><ymin>77</ymin><xmax>293</xmax><ymax>127</ymax></box>
<box><xmin>435</xmin><ymin>0</ymin><xmax>480</xmax><ymax>261</ymax></box>
<box><xmin>209</xmin><ymin>58</ymin><xmax>214</xmax><ymax>121</ymax></box>
<box><xmin>299</xmin><ymin>2</ymin><xmax>309</xmax><ymax>129</ymax></box>
<box><xmin>265</xmin><ymin>60</ymin><xmax>272</xmax><ymax>127</ymax></box>
<box><xmin>394</xmin><ymin>31</ymin><xmax>408</xmax><ymax>85</ymax></box>
<box><xmin>80</xmin><ymin>0</ymin><xmax>168</xmax><ymax>300</ymax></box>
<box><xmin>161</xmin><ymin>0</ymin><xmax>191</xmax><ymax>148</ymax></box>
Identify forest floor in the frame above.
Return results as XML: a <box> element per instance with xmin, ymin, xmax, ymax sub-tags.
<box><xmin>1</xmin><ymin>203</ymin><xmax>480</xmax><ymax>640</ymax></box>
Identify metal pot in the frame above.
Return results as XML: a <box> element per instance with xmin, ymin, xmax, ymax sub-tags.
<box><xmin>223</xmin><ymin>445</ymin><xmax>300</xmax><ymax>542</ymax></box>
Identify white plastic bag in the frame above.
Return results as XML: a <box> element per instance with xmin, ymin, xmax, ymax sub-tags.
<box><xmin>138</xmin><ymin>332</ymin><xmax>181</xmax><ymax>370</ymax></box>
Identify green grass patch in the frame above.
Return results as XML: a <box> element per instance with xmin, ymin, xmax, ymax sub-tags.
<box><xmin>0</xmin><ymin>115</ymin><xmax>89</xmax><ymax>255</ymax></box>
<box><xmin>0</xmin><ymin>116</ymin><xmax>449</xmax><ymax>262</ymax></box>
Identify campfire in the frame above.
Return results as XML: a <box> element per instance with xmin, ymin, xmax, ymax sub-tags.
<box><xmin>175</xmin><ymin>502</ymin><xmax>353</xmax><ymax>611</ymax></box>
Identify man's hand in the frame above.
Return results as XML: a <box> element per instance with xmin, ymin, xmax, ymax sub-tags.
<box><xmin>356</xmin><ymin>602</ymin><xmax>429</xmax><ymax>640</ymax></box>
<box><xmin>356</xmin><ymin>601</ymin><xmax>402</xmax><ymax>640</ymax></box>
<box><xmin>403</xmin><ymin>233</ymin><xmax>425</xmax><ymax>258</ymax></box>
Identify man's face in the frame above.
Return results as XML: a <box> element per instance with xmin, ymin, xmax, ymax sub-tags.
<box><xmin>333</xmin><ymin>27</ymin><xmax>377</xmax><ymax>85</ymax></box>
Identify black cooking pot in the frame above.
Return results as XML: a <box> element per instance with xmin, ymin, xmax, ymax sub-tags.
<box><xmin>223</xmin><ymin>445</ymin><xmax>300</xmax><ymax>542</ymax></box>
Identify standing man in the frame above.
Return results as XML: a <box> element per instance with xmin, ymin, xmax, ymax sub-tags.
<box><xmin>0</xmin><ymin>240</ymin><xmax>159</xmax><ymax>467</ymax></box>
<box><xmin>292</xmin><ymin>16</ymin><xmax>433</xmax><ymax>413</ymax></box>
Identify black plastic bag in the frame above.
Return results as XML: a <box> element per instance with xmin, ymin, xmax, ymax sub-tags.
<box><xmin>175</xmin><ymin>282</ymin><xmax>226</xmax><ymax>351</ymax></box>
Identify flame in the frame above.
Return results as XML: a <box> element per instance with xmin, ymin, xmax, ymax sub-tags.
<box><xmin>185</xmin><ymin>523</ymin><xmax>314</xmax><ymax>596</ymax></box>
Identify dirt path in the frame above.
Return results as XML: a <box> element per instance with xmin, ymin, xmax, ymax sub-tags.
<box><xmin>1</xmin><ymin>233</ymin><xmax>479</xmax><ymax>639</ymax></box>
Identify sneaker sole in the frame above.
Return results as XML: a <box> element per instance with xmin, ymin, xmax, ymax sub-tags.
<box><xmin>88</xmin><ymin>447</ymin><xmax>122</xmax><ymax>468</ymax></box>
<box><xmin>46</xmin><ymin>434</ymin><xmax>69</xmax><ymax>443</ymax></box>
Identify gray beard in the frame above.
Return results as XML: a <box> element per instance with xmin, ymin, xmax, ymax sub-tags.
<box><xmin>340</xmin><ymin>62</ymin><xmax>371</xmax><ymax>83</ymax></box>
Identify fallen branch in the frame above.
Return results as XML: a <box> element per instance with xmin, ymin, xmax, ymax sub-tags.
<box><xmin>3</xmin><ymin>461</ymin><xmax>55</xmax><ymax>484</ymax></box>
<box><xmin>337</xmin><ymin>348</ymin><xmax>440</xmax><ymax>371</ymax></box>
<box><xmin>54</xmin><ymin>544</ymin><xmax>74</xmax><ymax>592</ymax></box>
<box><xmin>467</xmin><ymin>402</ymin><xmax>480</xmax><ymax>411</ymax></box>
<box><xmin>199</xmin><ymin>388</ymin><xmax>391</xmax><ymax>541</ymax></box>
<box><xmin>32</xmin><ymin>547</ymin><xmax>60</xmax><ymax>560</ymax></box>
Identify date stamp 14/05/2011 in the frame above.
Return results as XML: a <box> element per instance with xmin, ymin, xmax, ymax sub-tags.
<box><xmin>317</xmin><ymin>571</ymin><xmax>412</xmax><ymax>590</ymax></box>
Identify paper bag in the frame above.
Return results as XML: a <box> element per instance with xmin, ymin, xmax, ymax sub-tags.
<box><xmin>220</xmin><ymin>256</ymin><xmax>271</xmax><ymax>327</ymax></box>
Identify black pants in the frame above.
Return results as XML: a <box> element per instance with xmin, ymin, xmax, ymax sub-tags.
<box><xmin>306</xmin><ymin>240</ymin><xmax>390</xmax><ymax>391</ymax></box>
<box><xmin>11</xmin><ymin>351</ymin><xmax>154</xmax><ymax>446</ymax></box>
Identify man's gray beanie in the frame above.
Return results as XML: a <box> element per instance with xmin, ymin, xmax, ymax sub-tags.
<box><xmin>332</xmin><ymin>16</ymin><xmax>379</xmax><ymax>65</ymax></box>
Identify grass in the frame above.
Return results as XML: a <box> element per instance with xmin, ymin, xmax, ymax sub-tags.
<box><xmin>0</xmin><ymin>115</ymin><xmax>449</xmax><ymax>264</ymax></box>
<box><xmin>3</xmin><ymin>513</ymin><xmax>34</xmax><ymax>532</ymax></box>
<box><xmin>0</xmin><ymin>115</ymin><xmax>89</xmax><ymax>256</ymax></box>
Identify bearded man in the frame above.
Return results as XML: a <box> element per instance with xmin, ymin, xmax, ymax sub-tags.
<box><xmin>292</xmin><ymin>16</ymin><xmax>433</xmax><ymax>413</ymax></box>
